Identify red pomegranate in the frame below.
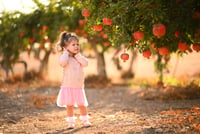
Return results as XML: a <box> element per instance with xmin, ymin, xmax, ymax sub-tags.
<box><xmin>192</xmin><ymin>43</ymin><xmax>200</xmax><ymax>52</ymax></box>
<box><xmin>83</xmin><ymin>33</ymin><xmax>88</xmax><ymax>38</ymax></box>
<box><xmin>102</xmin><ymin>34</ymin><xmax>108</xmax><ymax>39</ymax></box>
<box><xmin>133</xmin><ymin>31</ymin><xmax>144</xmax><ymax>41</ymax></box>
<box><xmin>142</xmin><ymin>49</ymin><xmax>152</xmax><ymax>58</ymax></box>
<box><xmin>79</xmin><ymin>19</ymin><xmax>86</xmax><ymax>26</ymax></box>
<box><xmin>103</xmin><ymin>18</ymin><xmax>112</xmax><ymax>25</ymax></box>
<box><xmin>192</xmin><ymin>11</ymin><xmax>200</xmax><ymax>19</ymax></box>
<box><xmin>153</xmin><ymin>24</ymin><xmax>166</xmax><ymax>38</ymax></box>
<box><xmin>103</xmin><ymin>42</ymin><xmax>111</xmax><ymax>47</ymax></box>
<box><xmin>98</xmin><ymin>31</ymin><xmax>104</xmax><ymax>37</ymax></box>
<box><xmin>175</xmin><ymin>31</ymin><xmax>180</xmax><ymax>38</ymax></box>
<box><xmin>43</xmin><ymin>25</ymin><xmax>48</xmax><ymax>31</ymax></box>
<box><xmin>120</xmin><ymin>53</ymin><xmax>129</xmax><ymax>62</ymax></box>
<box><xmin>60</xmin><ymin>26</ymin><xmax>65</xmax><ymax>31</ymax></box>
<box><xmin>75</xmin><ymin>29</ymin><xmax>80</xmax><ymax>35</ymax></box>
<box><xmin>151</xmin><ymin>42</ymin><xmax>157</xmax><ymax>51</ymax></box>
<box><xmin>178</xmin><ymin>41</ymin><xmax>189</xmax><ymax>52</ymax></box>
<box><xmin>94</xmin><ymin>24</ymin><xmax>103</xmax><ymax>31</ymax></box>
<box><xmin>102</xmin><ymin>2</ymin><xmax>106</xmax><ymax>6</ymax></box>
<box><xmin>82</xmin><ymin>9</ymin><xmax>90</xmax><ymax>18</ymax></box>
<box><xmin>20</xmin><ymin>33</ymin><xmax>24</xmax><ymax>38</ymax></box>
<box><xmin>32</xmin><ymin>28</ymin><xmax>36</xmax><ymax>32</ymax></box>
<box><xmin>25</xmin><ymin>46</ymin><xmax>30</xmax><ymax>51</ymax></box>
<box><xmin>80</xmin><ymin>30</ymin><xmax>86</xmax><ymax>34</ymax></box>
<box><xmin>29</xmin><ymin>38</ymin><xmax>35</xmax><ymax>44</ymax></box>
<box><xmin>164</xmin><ymin>57</ymin><xmax>169</xmax><ymax>62</ymax></box>
<box><xmin>129</xmin><ymin>41</ymin><xmax>135</xmax><ymax>46</ymax></box>
<box><xmin>158</xmin><ymin>46</ymin><xmax>170</xmax><ymax>56</ymax></box>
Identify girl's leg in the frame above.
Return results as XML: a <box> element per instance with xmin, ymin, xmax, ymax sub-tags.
<box><xmin>66</xmin><ymin>105</ymin><xmax>75</xmax><ymax>129</ymax></box>
<box><xmin>78</xmin><ymin>105</ymin><xmax>91</xmax><ymax>127</ymax></box>
<box><xmin>67</xmin><ymin>105</ymin><xmax>74</xmax><ymax>117</ymax></box>
<box><xmin>79</xmin><ymin>105</ymin><xmax>87</xmax><ymax>116</ymax></box>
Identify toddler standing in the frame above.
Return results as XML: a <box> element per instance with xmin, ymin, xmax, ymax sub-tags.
<box><xmin>56</xmin><ymin>31</ymin><xmax>91</xmax><ymax>129</ymax></box>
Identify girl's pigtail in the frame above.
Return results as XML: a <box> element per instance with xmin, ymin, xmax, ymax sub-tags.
<box><xmin>57</xmin><ymin>31</ymin><xmax>67</xmax><ymax>52</ymax></box>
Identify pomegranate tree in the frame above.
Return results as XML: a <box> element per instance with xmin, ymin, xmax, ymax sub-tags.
<box><xmin>78</xmin><ymin>0</ymin><xmax>200</xmax><ymax>84</ymax></box>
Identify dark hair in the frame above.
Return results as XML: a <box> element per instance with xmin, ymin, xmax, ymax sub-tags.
<box><xmin>57</xmin><ymin>31</ymin><xmax>78</xmax><ymax>52</ymax></box>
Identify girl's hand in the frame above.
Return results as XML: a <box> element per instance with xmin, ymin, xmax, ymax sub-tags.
<box><xmin>63</xmin><ymin>47</ymin><xmax>71</xmax><ymax>54</ymax></box>
<box><xmin>63</xmin><ymin>47</ymin><xmax>68</xmax><ymax>51</ymax></box>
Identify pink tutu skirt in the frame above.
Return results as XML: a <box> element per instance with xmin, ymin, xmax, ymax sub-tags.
<box><xmin>57</xmin><ymin>87</ymin><xmax>88</xmax><ymax>107</ymax></box>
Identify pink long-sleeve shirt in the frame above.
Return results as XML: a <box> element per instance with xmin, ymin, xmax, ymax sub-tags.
<box><xmin>59</xmin><ymin>50</ymin><xmax>88</xmax><ymax>88</ymax></box>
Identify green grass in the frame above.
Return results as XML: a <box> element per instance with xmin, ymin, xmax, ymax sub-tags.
<box><xmin>130</xmin><ymin>76</ymin><xmax>200</xmax><ymax>88</ymax></box>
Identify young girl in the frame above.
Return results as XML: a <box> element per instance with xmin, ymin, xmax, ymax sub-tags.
<box><xmin>56</xmin><ymin>31</ymin><xmax>91</xmax><ymax>129</ymax></box>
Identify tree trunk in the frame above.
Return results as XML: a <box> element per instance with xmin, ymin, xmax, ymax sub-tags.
<box><xmin>121</xmin><ymin>50</ymin><xmax>137</xmax><ymax>79</ymax></box>
<box><xmin>88</xmin><ymin>36</ymin><xmax>107</xmax><ymax>78</ymax></box>
<box><xmin>39</xmin><ymin>51</ymin><xmax>51</xmax><ymax>75</ymax></box>
<box><xmin>128</xmin><ymin>50</ymin><xmax>137</xmax><ymax>72</ymax></box>
<box><xmin>97</xmin><ymin>52</ymin><xmax>107</xmax><ymax>78</ymax></box>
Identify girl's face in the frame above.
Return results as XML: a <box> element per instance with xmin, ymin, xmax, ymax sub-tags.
<box><xmin>66</xmin><ymin>40</ymin><xmax>80</xmax><ymax>54</ymax></box>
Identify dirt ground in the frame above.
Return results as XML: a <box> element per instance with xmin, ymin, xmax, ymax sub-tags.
<box><xmin>0</xmin><ymin>82</ymin><xmax>200</xmax><ymax>134</ymax></box>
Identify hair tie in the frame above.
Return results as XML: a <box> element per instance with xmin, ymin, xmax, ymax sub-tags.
<box><xmin>65</xmin><ymin>34</ymin><xmax>71</xmax><ymax>41</ymax></box>
<box><xmin>62</xmin><ymin>32</ymin><xmax>67</xmax><ymax>38</ymax></box>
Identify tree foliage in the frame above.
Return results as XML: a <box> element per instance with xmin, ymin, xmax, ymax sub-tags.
<box><xmin>0</xmin><ymin>0</ymin><xmax>82</xmax><ymax>80</ymax></box>
<box><xmin>81</xmin><ymin>0</ymin><xmax>200</xmax><ymax>53</ymax></box>
<box><xmin>80</xmin><ymin>0</ymin><xmax>200</xmax><ymax>83</ymax></box>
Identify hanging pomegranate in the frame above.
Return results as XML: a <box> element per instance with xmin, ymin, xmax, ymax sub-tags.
<box><xmin>192</xmin><ymin>11</ymin><xmax>200</xmax><ymax>19</ymax></box>
<box><xmin>153</xmin><ymin>24</ymin><xmax>166</xmax><ymax>38</ymax></box>
<box><xmin>158</xmin><ymin>46</ymin><xmax>170</xmax><ymax>56</ymax></box>
<box><xmin>83</xmin><ymin>33</ymin><xmax>88</xmax><ymax>38</ymax></box>
<box><xmin>75</xmin><ymin>29</ymin><xmax>80</xmax><ymax>35</ymax></box>
<box><xmin>175</xmin><ymin>31</ymin><xmax>180</xmax><ymax>38</ymax></box>
<box><xmin>94</xmin><ymin>24</ymin><xmax>103</xmax><ymax>31</ymax></box>
<box><xmin>29</xmin><ymin>38</ymin><xmax>35</xmax><ymax>44</ymax></box>
<box><xmin>102</xmin><ymin>42</ymin><xmax>111</xmax><ymax>47</ymax></box>
<box><xmin>82</xmin><ymin>9</ymin><xmax>90</xmax><ymax>18</ymax></box>
<box><xmin>164</xmin><ymin>57</ymin><xmax>169</xmax><ymax>62</ymax></box>
<box><xmin>60</xmin><ymin>26</ymin><xmax>65</xmax><ymax>31</ymax></box>
<box><xmin>151</xmin><ymin>42</ymin><xmax>158</xmax><ymax>51</ymax></box>
<box><xmin>98</xmin><ymin>31</ymin><xmax>104</xmax><ymax>37</ymax></box>
<box><xmin>102</xmin><ymin>34</ymin><xmax>108</xmax><ymax>39</ymax></box>
<box><xmin>178</xmin><ymin>41</ymin><xmax>189</xmax><ymax>52</ymax></box>
<box><xmin>142</xmin><ymin>49</ymin><xmax>152</xmax><ymax>58</ymax></box>
<box><xmin>129</xmin><ymin>42</ymin><xmax>135</xmax><ymax>46</ymax></box>
<box><xmin>120</xmin><ymin>53</ymin><xmax>129</xmax><ymax>62</ymax></box>
<box><xmin>42</xmin><ymin>25</ymin><xmax>48</xmax><ymax>31</ymax></box>
<box><xmin>79</xmin><ymin>19</ymin><xmax>86</xmax><ymax>26</ymax></box>
<box><xmin>103</xmin><ymin>18</ymin><xmax>112</xmax><ymax>25</ymax></box>
<box><xmin>20</xmin><ymin>33</ymin><xmax>24</xmax><ymax>38</ymax></box>
<box><xmin>133</xmin><ymin>31</ymin><xmax>144</xmax><ymax>41</ymax></box>
<box><xmin>192</xmin><ymin>43</ymin><xmax>200</xmax><ymax>52</ymax></box>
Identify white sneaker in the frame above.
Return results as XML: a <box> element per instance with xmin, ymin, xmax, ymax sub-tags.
<box><xmin>83</xmin><ymin>120</ymin><xmax>92</xmax><ymax>127</ymax></box>
<box><xmin>67</xmin><ymin>123</ymin><xmax>75</xmax><ymax>129</ymax></box>
<box><xmin>65</xmin><ymin>116</ymin><xmax>76</xmax><ymax>129</ymax></box>
<box><xmin>80</xmin><ymin>115</ymin><xmax>92</xmax><ymax>127</ymax></box>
